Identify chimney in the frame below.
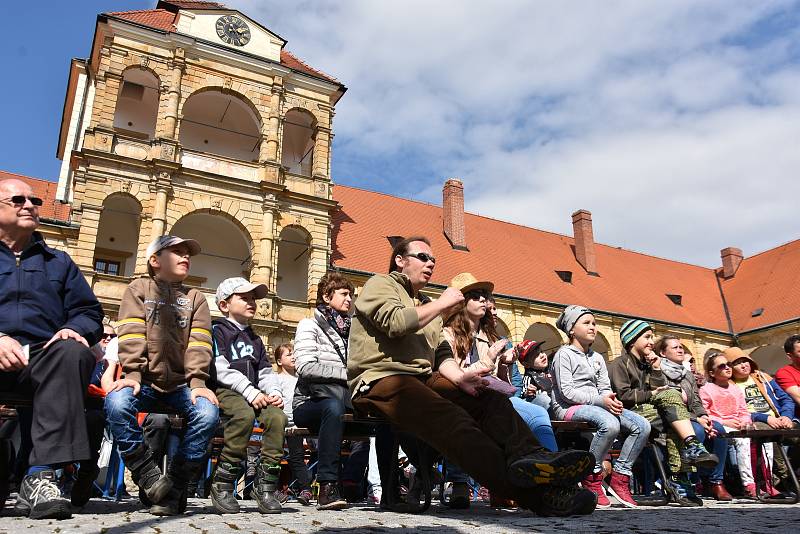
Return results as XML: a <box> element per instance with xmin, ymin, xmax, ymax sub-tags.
<box><xmin>720</xmin><ymin>247</ymin><xmax>743</xmax><ymax>278</ymax></box>
<box><xmin>571</xmin><ymin>209</ymin><xmax>598</xmax><ymax>275</ymax></box>
<box><xmin>443</xmin><ymin>178</ymin><xmax>468</xmax><ymax>250</ymax></box>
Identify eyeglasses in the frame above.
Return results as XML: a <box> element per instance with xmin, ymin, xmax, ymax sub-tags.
<box><xmin>102</xmin><ymin>333</ymin><xmax>117</xmax><ymax>341</ymax></box>
<box><xmin>715</xmin><ymin>362</ymin><xmax>731</xmax><ymax>371</ymax></box>
<box><xmin>404</xmin><ymin>252</ymin><xmax>436</xmax><ymax>264</ymax></box>
<box><xmin>0</xmin><ymin>195</ymin><xmax>43</xmax><ymax>207</ymax></box>
<box><xmin>465</xmin><ymin>290</ymin><xmax>490</xmax><ymax>301</ymax></box>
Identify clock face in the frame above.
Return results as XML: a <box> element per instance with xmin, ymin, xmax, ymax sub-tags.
<box><xmin>215</xmin><ymin>15</ymin><xmax>251</xmax><ymax>47</ymax></box>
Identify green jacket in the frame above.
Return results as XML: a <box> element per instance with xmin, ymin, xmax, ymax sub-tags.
<box><xmin>347</xmin><ymin>272</ymin><xmax>444</xmax><ymax>397</ymax></box>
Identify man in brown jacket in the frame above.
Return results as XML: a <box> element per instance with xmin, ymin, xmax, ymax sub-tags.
<box><xmin>104</xmin><ymin>235</ymin><xmax>219</xmax><ymax>516</ymax></box>
<box><xmin>348</xmin><ymin>235</ymin><xmax>597</xmax><ymax>516</ymax></box>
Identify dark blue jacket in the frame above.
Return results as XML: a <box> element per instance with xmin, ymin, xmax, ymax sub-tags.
<box><xmin>0</xmin><ymin>232</ymin><xmax>103</xmax><ymax>347</ymax></box>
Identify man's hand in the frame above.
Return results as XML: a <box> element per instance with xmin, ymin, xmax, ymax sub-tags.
<box><xmin>251</xmin><ymin>392</ymin><xmax>269</xmax><ymax>409</ymax></box>
<box><xmin>602</xmin><ymin>392</ymin><xmax>623</xmax><ymax>415</ymax></box>
<box><xmin>192</xmin><ymin>387</ymin><xmax>219</xmax><ymax>406</ymax></box>
<box><xmin>458</xmin><ymin>366</ymin><xmax>490</xmax><ymax>397</ymax></box>
<box><xmin>44</xmin><ymin>328</ymin><xmax>88</xmax><ymax>349</ymax></box>
<box><xmin>266</xmin><ymin>394</ymin><xmax>284</xmax><ymax>409</ymax></box>
<box><xmin>437</xmin><ymin>287</ymin><xmax>465</xmax><ymax>312</ymax></box>
<box><xmin>109</xmin><ymin>378</ymin><xmax>141</xmax><ymax>395</ymax></box>
<box><xmin>0</xmin><ymin>336</ymin><xmax>27</xmax><ymax>371</ymax></box>
<box><xmin>647</xmin><ymin>354</ymin><xmax>661</xmax><ymax>369</ymax></box>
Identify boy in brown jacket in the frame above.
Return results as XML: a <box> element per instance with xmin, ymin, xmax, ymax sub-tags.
<box><xmin>104</xmin><ymin>236</ymin><xmax>219</xmax><ymax>516</ymax></box>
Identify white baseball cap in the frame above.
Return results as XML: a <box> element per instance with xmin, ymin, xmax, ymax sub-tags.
<box><xmin>216</xmin><ymin>277</ymin><xmax>269</xmax><ymax>305</ymax></box>
<box><xmin>146</xmin><ymin>235</ymin><xmax>201</xmax><ymax>259</ymax></box>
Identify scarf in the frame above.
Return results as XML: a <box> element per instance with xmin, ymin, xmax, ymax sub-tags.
<box><xmin>317</xmin><ymin>304</ymin><xmax>351</xmax><ymax>348</ymax></box>
<box><xmin>660</xmin><ymin>357</ymin><xmax>687</xmax><ymax>382</ymax></box>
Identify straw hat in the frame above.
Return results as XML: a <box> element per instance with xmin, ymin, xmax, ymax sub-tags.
<box><xmin>449</xmin><ymin>272</ymin><xmax>494</xmax><ymax>295</ymax></box>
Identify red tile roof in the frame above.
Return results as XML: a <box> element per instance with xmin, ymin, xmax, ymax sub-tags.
<box><xmin>331</xmin><ymin>185</ymin><xmax>738</xmax><ymax>332</ymax></box>
<box><xmin>0</xmin><ymin>171</ymin><xmax>70</xmax><ymax>222</ymax></box>
<box><xmin>106</xmin><ymin>8</ymin><xmax>340</xmax><ymax>85</ymax></box>
<box><xmin>720</xmin><ymin>239</ymin><xmax>800</xmax><ymax>332</ymax></box>
<box><xmin>157</xmin><ymin>1</ymin><xmax>227</xmax><ymax>10</ymax></box>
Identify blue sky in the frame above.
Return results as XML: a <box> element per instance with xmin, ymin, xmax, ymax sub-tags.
<box><xmin>3</xmin><ymin>1</ymin><xmax>800</xmax><ymax>267</ymax></box>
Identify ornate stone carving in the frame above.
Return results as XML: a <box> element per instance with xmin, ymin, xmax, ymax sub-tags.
<box><xmin>140</xmin><ymin>55</ymin><xmax>150</xmax><ymax>68</ymax></box>
<box><xmin>160</xmin><ymin>144</ymin><xmax>175</xmax><ymax>159</ymax></box>
<box><xmin>259</xmin><ymin>299</ymin><xmax>271</xmax><ymax>317</ymax></box>
<box><xmin>212</xmin><ymin>199</ymin><xmax>222</xmax><ymax>210</ymax></box>
<box><xmin>223</xmin><ymin>77</ymin><xmax>232</xmax><ymax>91</ymax></box>
<box><xmin>121</xmin><ymin>181</ymin><xmax>132</xmax><ymax>193</ymax></box>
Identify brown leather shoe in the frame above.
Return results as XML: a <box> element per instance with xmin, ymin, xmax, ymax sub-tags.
<box><xmin>708</xmin><ymin>481</ymin><xmax>732</xmax><ymax>501</ymax></box>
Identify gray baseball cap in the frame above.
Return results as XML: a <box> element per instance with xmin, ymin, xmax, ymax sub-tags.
<box><xmin>146</xmin><ymin>235</ymin><xmax>201</xmax><ymax>259</ymax></box>
<box><xmin>216</xmin><ymin>277</ymin><xmax>269</xmax><ymax>305</ymax></box>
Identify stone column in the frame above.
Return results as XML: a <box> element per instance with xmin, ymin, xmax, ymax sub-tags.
<box><xmin>150</xmin><ymin>172</ymin><xmax>172</xmax><ymax>240</ymax></box>
<box><xmin>163</xmin><ymin>48</ymin><xmax>185</xmax><ymax>140</ymax></box>
<box><xmin>255</xmin><ymin>194</ymin><xmax>277</xmax><ymax>286</ymax></box>
<box><xmin>312</xmin><ymin>126</ymin><xmax>330</xmax><ymax>179</ymax></box>
<box><xmin>265</xmin><ymin>79</ymin><xmax>283</xmax><ymax>162</ymax></box>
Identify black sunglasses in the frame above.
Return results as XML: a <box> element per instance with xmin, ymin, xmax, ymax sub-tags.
<box><xmin>2</xmin><ymin>195</ymin><xmax>43</xmax><ymax>207</ymax></box>
<box><xmin>102</xmin><ymin>333</ymin><xmax>117</xmax><ymax>340</ymax></box>
<box><xmin>715</xmin><ymin>362</ymin><xmax>731</xmax><ymax>371</ymax></box>
<box><xmin>465</xmin><ymin>289</ymin><xmax>490</xmax><ymax>301</ymax></box>
<box><xmin>404</xmin><ymin>252</ymin><xmax>436</xmax><ymax>264</ymax></box>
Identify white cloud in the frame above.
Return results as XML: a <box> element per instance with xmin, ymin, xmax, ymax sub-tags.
<box><xmin>233</xmin><ymin>0</ymin><xmax>800</xmax><ymax>266</ymax></box>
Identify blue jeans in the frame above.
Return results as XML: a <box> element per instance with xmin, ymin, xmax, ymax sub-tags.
<box><xmin>571</xmin><ymin>405</ymin><xmax>650</xmax><ymax>477</ymax></box>
<box><xmin>293</xmin><ymin>397</ymin><xmax>370</xmax><ymax>483</ymax></box>
<box><xmin>692</xmin><ymin>419</ymin><xmax>728</xmax><ymax>483</ymax></box>
<box><xmin>104</xmin><ymin>385</ymin><xmax>219</xmax><ymax>462</ymax></box>
<box><xmin>509</xmin><ymin>397</ymin><xmax>558</xmax><ymax>452</ymax></box>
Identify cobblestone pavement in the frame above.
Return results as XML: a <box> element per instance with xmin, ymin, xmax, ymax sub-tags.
<box><xmin>1</xmin><ymin>498</ymin><xmax>799</xmax><ymax>534</ymax></box>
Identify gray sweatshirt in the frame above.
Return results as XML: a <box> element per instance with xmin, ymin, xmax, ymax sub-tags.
<box><xmin>551</xmin><ymin>344</ymin><xmax>612</xmax><ymax>419</ymax></box>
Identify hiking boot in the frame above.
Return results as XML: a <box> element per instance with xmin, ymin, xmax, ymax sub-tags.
<box><xmin>670</xmin><ymin>475</ymin><xmax>703</xmax><ymax>507</ymax></box>
<box><xmin>607</xmin><ymin>471</ymin><xmax>637</xmax><ymax>508</ymax></box>
<box><xmin>16</xmin><ymin>470</ymin><xmax>72</xmax><ymax>520</ymax></box>
<box><xmin>210</xmin><ymin>462</ymin><xmax>241</xmax><ymax>514</ymax></box>
<box><xmin>252</xmin><ymin>463</ymin><xmax>282</xmax><ymax>514</ymax></box>
<box><xmin>508</xmin><ymin>449</ymin><xmax>594</xmax><ymax>487</ymax></box>
<box><xmin>680</xmin><ymin>441</ymin><xmax>718</xmax><ymax>469</ymax></box>
<box><xmin>446</xmin><ymin>482</ymin><xmax>470</xmax><ymax>509</ymax></box>
<box><xmin>122</xmin><ymin>443</ymin><xmax>172</xmax><ymax>505</ymax></box>
<box><xmin>149</xmin><ymin>458</ymin><xmax>204</xmax><ymax>516</ymax></box>
<box><xmin>580</xmin><ymin>471</ymin><xmax>610</xmax><ymax>507</ymax></box>
<box><xmin>70</xmin><ymin>464</ymin><xmax>99</xmax><ymax>508</ymax></box>
<box><xmin>318</xmin><ymin>481</ymin><xmax>347</xmax><ymax>510</ymax></box>
<box><xmin>529</xmin><ymin>485</ymin><xmax>598</xmax><ymax>517</ymax></box>
<box><xmin>296</xmin><ymin>488</ymin><xmax>313</xmax><ymax>506</ymax></box>
<box><xmin>708</xmin><ymin>481</ymin><xmax>732</xmax><ymax>502</ymax></box>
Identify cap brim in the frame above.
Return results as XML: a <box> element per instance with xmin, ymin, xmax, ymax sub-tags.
<box><xmin>519</xmin><ymin>340</ymin><xmax>545</xmax><ymax>361</ymax></box>
<box><xmin>182</xmin><ymin>239</ymin><xmax>202</xmax><ymax>256</ymax></box>
<box><xmin>231</xmin><ymin>282</ymin><xmax>268</xmax><ymax>299</ymax></box>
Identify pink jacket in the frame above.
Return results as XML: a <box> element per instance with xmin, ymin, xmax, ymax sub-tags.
<box><xmin>699</xmin><ymin>382</ymin><xmax>751</xmax><ymax>427</ymax></box>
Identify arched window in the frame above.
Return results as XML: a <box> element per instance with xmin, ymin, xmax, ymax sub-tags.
<box><xmin>276</xmin><ymin>226</ymin><xmax>310</xmax><ymax>302</ymax></box>
<box><xmin>593</xmin><ymin>331</ymin><xmax>612</xmax><ymax>361</ymax></box>
<box><xmin>113</xmin><ymin>68</ymin><xmax>160</xmax><ymax>139</ymax></box>
<box><xmin>523</xmin><ymin>322</ymin><xmax>565</xmax><ymax>357</ymax></box>
<box><xmin>280</xmin><ymin>109</ymin><xmax>316</xmax><ymax>176</ymax></box>
<box><xmin>170</xmin><ymin>212</ymin><xmax>252</xmax><ymax>290</ymax></box>
<box><xmin>180</xmin><ymin>90</ymin><xmax>261</xmax><ymax>161</ymax></box>
<box><xmin>494</xmin><ymin>317</ymin><xmax>511</xmax><ymax>339</ymax></box>
<box><xmin>94</xmin><ymin>195</ymin><xmax>141</xmax><ymax>277</ymax></box>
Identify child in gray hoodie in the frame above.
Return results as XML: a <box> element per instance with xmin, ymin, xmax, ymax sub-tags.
<box><xmin>550</xmin><ymin>305</ymin><xmax>650</xmax><ymax>508</ymax></box>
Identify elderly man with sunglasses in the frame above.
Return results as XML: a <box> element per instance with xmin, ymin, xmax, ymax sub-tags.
<box><xmin>0</xmin><ymin>178</ymin><xmax>104</xmax><ymax>520</ymax></box>
<box><xmin>347</xmin><ymin>235</ymin><xmax>597</xmax><ymax>516</ymax></box>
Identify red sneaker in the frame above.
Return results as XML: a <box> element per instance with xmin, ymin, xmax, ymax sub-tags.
<box><xmin>607</xmin><ymin>471</ymin><xmax>638</xmax><ymax>507</ymax></box>
<box><xmin>581</xmin><ymin>472</ymin><xmax>610</xmax><ymax>507</ymax></box>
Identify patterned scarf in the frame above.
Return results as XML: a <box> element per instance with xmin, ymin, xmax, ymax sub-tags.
<box><xmin>317</xmin><ymin>304</ymin><xmax>351</xmax><ymax>348</ymax></box>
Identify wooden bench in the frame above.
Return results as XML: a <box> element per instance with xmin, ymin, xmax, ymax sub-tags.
<box><xmin>725</xmin><ymin>427</ymin><xmax>800</xmax><ymax>504</ymax></box>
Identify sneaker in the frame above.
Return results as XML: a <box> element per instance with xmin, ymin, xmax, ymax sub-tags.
<box><xmin>607</xmin><ymin>471</ymin><xmax>637</xmax><ymax>508</ymax></box>
<box><xmin>317</xmin><ymin>482</ymin><xmax>347</xmax><ymax>510</ymax></box>
<box><xmin>16</xmin><ymin>470</ymin><xmax>72</xmax><ymax>520</ymax></box>
<box><xmin>581</xmin><ymin>471</ymin><xmax>610</xmax><ymax>507</ymax></box>
<box><xmin>446</xmin><ymin>482</ymin><xmax>470</xmax><ymax>509</ymax></box>
<box><xmin>670</xmin><ymin>475</ymin><xmax>703</xmax><ymax>507</ymax></box>
<box><xmin>680</xmin><ymin>442</ymin><xmax>718</xmax><ymax>469</ymax></box>
<box><xmin>296</xmin><ymin>488</ymin><xmax>313</xmax><ymax>506</ymax></box>
<box><xmin>530</xmin><ymin>485</ymin><xmax>598</xmax><ymax>517</ymax></box>
<box><xmin>508</xmin><ymin>449</ymin><xmax>594</xmax><ymax>487</ymax></box>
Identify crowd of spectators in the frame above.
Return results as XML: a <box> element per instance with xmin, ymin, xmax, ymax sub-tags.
<box><xmin>1</xmin><ymin>176</ymin><xmax>798</xmax><ymax>521</ymax></box>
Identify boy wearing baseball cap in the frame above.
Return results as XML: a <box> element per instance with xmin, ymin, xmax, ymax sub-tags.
<box><xmin>104</xmin><ymin>236</ymin><xmax>219</xmax><ymax>516</ymax></box>
<box><xmin>209</xmin><ymin>277</ymin><xmax>287</xmax><ymax>515</ymax></box>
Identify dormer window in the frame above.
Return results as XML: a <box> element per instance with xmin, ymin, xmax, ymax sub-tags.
<box><xmin>751</xmin><ymin>307</ymin><xmax>764</xmax><ymax>317</ymax></box>
<box><xmin>556</xmin><ymin>270</ymin><xmax>572</xmax><ymax>283</ymax></box>
<box><xmin>666</xmin><ymin>294</ymin><xmax>682</xmax><ymax>306</ymax></box>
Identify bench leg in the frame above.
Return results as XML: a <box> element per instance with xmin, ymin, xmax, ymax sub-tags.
<box><xmin>647</xmin><ymin>443</ymin><xmax>675</xmax><ymax>505</ymax></box>
<box><xmin>764</xmin><ymin>442</ymin><xmax>800</xmax><ymax>504</ymax></box>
